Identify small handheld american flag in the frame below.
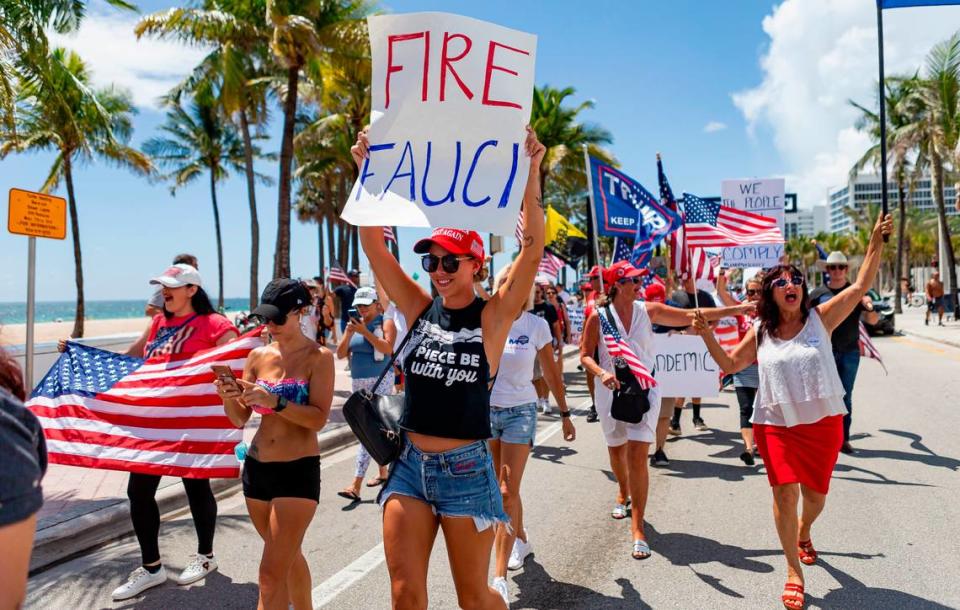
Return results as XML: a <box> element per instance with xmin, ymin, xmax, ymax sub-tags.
<box><xmin>858</xmin><ymin>321</ymin><xmax>887</xmax><ymax>374</ymax></box>
<box><xmin>599</xmin><ymin>309</ymin><xmax>657</xmax><ymax>389</ymax></box>
<box><xmin>328</xmin><ymin>261</ymin><xmax>357</xmax><ymax>287</ymax></box>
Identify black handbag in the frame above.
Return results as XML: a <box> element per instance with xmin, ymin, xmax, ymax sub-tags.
<box><xmin>602</xmin><ymin>307</ymin><xmax>652</xmax><ymax>424</ymax></box>
<box><xmin>342</xmin><ymin>305</ymin><xmax>428</xmax><ymax>466</ymax></box>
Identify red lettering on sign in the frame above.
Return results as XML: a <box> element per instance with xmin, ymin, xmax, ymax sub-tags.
<box><xmin>481</xmin><ymin>41</ymin><xmax>529</xmax><ymax>109</ymax></box>
<box><xmin>440</xmin><ymin>33</ymin><xmax>474</xmax><ymax>101</ymax></box>
<box><xmin>385</xmin><ymin>31</ymin><xmax>430</xmax><ymax>108</ymax></box>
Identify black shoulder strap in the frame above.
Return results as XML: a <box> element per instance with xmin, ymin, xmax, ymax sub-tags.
<box><xmin>370</xmin><ymin>301</ymin><xmax>432</xmax><ymax>391</ymax></box>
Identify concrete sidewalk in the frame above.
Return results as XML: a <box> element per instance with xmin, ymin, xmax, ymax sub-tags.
<box><xmin>31</xmin><ymin>356</ymin><xmax>357</xmax><ymax>571</ymax></box>
<box><xmin>895</xmin><ymin>304</ymin><xmax>960</xmax><ymax>348</ymax></box>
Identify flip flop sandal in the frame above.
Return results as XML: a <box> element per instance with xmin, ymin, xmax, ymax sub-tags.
<box><xmin>632</xmin><ymin>539</ymin><xmax>651</xmax><ymax>560</ymax></box>
<box><xmin>782</xmin><ymin>582</ymin><xmax>804</xmax><ymax>610</ymax></box>
<box><xmin>336</xmin><ymin>489</ymin><xmax>361</xmax><ymax>502</ymax></box>
<box><xmin>798</xmin><ymin>539</ymin><xmax>817</xmax><ymax>565</ymax></box>
<box><xmin>611</xmin><ymin>503</ymin><xmax>629</xmax><ymax>519</ymax></box>
<box><xmin>366</xmin><ymin>477</ymin><xmax>387</xmax><ymax>487</ymax></box>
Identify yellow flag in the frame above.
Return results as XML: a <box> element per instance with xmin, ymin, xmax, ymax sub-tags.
<box><xmin>545</xmin><ymin>206</ymin><xmax>588</xmax><ymax>264</ymax></box>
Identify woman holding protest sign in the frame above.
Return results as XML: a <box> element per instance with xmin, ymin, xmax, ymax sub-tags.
<box><xmin>487</xmin><ymin>264</ymin><xmax>575</xmax><ymax>602</ymax></box>
<box><xmin>692</xmin><ymin>214</ymin><xmax>892</xmax><ymax>610</ymax></box>
<box><xmin>580</xmin><ymin>260</ymin><xmax>751</xmax><ymax>559</ymax></box>
<box><xmin>352</xmin><ymin>126</ymin><xmax>546</xmax><ymax>609</ymax></box>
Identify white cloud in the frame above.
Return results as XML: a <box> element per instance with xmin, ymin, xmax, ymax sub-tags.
<box><xmin>48</xmin><ymin>9</ymin><xmax>210</xmax><ymax>110</ymax></box>
<box><xmin>733</xmin><ymin>0</ymin><xmax>960</xmax><ymax>206</ymax></box>
<box><xmin>703</xmin><ymin>121</ymin><xmax>727</xmax><ymax>133</ymax></box>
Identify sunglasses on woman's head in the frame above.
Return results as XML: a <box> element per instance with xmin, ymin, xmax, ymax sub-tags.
<box><xmin>421</xmin><ymin>253</ymin><xmax>473</xmax><ymax>274</ymax></box>
<box><xmin>772</xmin><ymin>275</ymin><xmax>804</xmax><ymax>288</ymax></box>
<box><xmin>826</xmin><ymin>264</ymin><xmax>847</xmax><ymax>271</ymax></box>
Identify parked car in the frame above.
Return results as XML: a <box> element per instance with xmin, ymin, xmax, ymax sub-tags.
<box><xmin>863</xmin><ymin>288</ymin><xmax>895</xmax><ymax>336</ymax></box>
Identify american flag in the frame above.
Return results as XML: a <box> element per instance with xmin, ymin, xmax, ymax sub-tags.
<box><xmin>538</xmin><ymin>252</ymin><xmax>565</xmax><ymax>277</ymax></box>
<box><xmin>612</xmin><ymin>237</ymin><xmax>632</xmax><ymax>263</ymax></box>
<box><xmin>641</xmin><ymin>271</ymin><xmax>665</xmax><ymax>292</ymax></box>
<box><xmin>859</xmin><ymin>322</ymin><xmax>887</xmax><ymax>374</ymax></box>
<box><xmin>383</xmin><ymin>226</ymin><xmax>396</xmax><ymax>243</ymax></box>
<box><xmin>328</xmin><ymin>261</ymin><xmax>356</xmax><ymax>287</ymax></box>
<box><xmin>658</xmin><ymin>156</ymin><xmax>711</xmax><ymax>280</ymax></box>
<box><xmin>683</xmin><ymin>193</ymin><xmax>784</xmax><ymax>248</ymax></box>
<box><xmin>714</xmin><ymin>317</ymin><xmax>741</xmax><ymax>353</ymax></box>
<box><xmin>515</xmin><ymin>208</ymin><xmax>525</xmax><ymax>246</ymax></box>
<box><xmin>26</xmin><ymin>330</ymin><xmax>264</xmax><ymax>478</ymax></box>
<box><xmin>598</xmin><ymin>310</ymin><xmax>657</xmax><ymax>389</ymax></box>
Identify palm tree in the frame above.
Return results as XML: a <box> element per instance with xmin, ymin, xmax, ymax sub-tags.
<box><xmin>908</xmin><ymin>32</ymin><xmax>960</xmax><ymax>318</ymax></box>
<box><xmin>850</xmin><ymin>76</ymin><xmax>920</xmax><ymax>312</ymax></box>
<box><xmin>1</xmin><ymin>48</ymin><xmax>151</xmax><ymax>338</ymax></box>
<box><xmin>136</xmin><ymin>0</ymin><xmax>272</xmax><ymax>309</ymax></box>
<box><xmin>266</xmin><ymin>0</ymin><xmax>368</xmax><ymax>279</ymax></box>
<box><xmin>143</xmin><ymin>90</ymin><xmax>269</xmax><ymax>310</ymax></box>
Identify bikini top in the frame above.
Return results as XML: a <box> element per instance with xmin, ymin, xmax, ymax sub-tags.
<box><xmin>254</xmin><ymin>378</ymin><xmax>310</xmax><ymax>414</ymax></box>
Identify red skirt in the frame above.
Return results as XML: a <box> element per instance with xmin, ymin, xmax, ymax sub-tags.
<box><xmin>754</xmin><ymin>415</ymin><xmax>843</xmax><ymax>495</ymax></box>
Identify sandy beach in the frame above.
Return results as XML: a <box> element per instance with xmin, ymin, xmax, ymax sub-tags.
<box><xmin>0</xmin><ymin>317</ymin><xmax>151</xmax><ymax>346</ymax></box>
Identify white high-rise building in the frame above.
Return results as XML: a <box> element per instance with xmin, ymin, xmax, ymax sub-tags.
<box><xmin>828</xmin><ymin>173</ymin><xmax>957</xmax><ymax>234</ymax></box>
<box><xmin>785</xmin><ymin>205</ymin><xmax>827</xmax><ymax>238</ymax></box>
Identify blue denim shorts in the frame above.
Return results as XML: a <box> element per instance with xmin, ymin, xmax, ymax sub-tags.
<box><xmin>378</xmin><ymin>438</ymin><xmax>509</xmax><ymax>532</ymax></box>
<box><xmin>489</xmin><ymin>403</ymin><xmax>538</xmax><ymax>445</ymax></box>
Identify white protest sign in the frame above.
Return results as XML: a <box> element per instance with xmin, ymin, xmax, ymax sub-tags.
<box><xmin>720</xmin><ymin>178</ymin><xmax>785</xmax><ymax>268</ymax></box>
<box><xmin>566</xmin><ymin>304</ymin><xmax>584</xmax><ymax>345</ymax></box>
<box><xmin>652</xmin><ymin>334</ymin><xmax>720</xmax><ymax>398</ymax></box>
<box><xmin>342</xmin><ymin>13</ymin><xmax>538</xmax><ymax>235</ymax></box>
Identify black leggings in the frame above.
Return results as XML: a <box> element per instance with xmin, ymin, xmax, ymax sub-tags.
<box><xmin>735</xmin><ymin>386</ymin><xmax>758</xmax><ymax>430</ymax></box>
<box><xmin>127</xmin><ymin>473</ymin><xmax>218</xmax><ymax>565</ymax></box>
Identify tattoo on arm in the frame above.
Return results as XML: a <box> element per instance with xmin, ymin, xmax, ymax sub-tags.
<box><xmin>535</xmin><ymin>194</ymin><xmax>544</xmax><ymax>210</ymax></box>
<box><xmin>523</xmin><ymin>234</ymin><xmax>534</xmax><ymax>248</ymax></box>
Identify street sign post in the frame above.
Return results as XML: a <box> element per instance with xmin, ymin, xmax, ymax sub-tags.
<box><xmin>8</xmin><ymin>188</ymin><xmax>67</xmax><ymax>385</ymax></box>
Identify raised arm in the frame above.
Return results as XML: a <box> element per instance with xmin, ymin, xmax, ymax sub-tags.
<box><xmin>692</xmin><ymin>312</ymin><xmax>758</xmax><ymax>375</ymax></box>
<box><xmin>715</xmin><ymin>271</ymin><xmax>740</xmax><ymax>307</ymax></box>
<box><xmin>815</xmin><ymin>214</ymin><xmax>893</xmax><ymax>333</ymax></box>
<box><xmin>352</xmin><ymin>131</ymin><xmax>431</xmax><ymax>323</ymax></box>
<box><xmin>645</xmin><ymin>301</ymin><xmax>753</xmax><ymax>328</ymax></box>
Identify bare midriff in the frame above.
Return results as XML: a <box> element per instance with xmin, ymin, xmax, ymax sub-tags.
<box><xmin>406</xmin><ymin>431</ymin><xmax>476</xmax><ymax>453</ymax></box>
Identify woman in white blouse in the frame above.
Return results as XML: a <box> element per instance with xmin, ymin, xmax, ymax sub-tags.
<box><xmin>694</xmin><ymin>214</ymin><xmax>893</xmax><ymax>610</ymax></box>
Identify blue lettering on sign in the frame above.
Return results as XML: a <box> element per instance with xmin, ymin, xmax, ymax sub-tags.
<box><xmin>357</xmin><ymin>140</ymin><xmax>521</xmax><ymax>209</ymax></box>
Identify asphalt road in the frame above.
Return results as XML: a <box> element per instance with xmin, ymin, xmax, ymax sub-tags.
<box><xmin>26</xmin><ymin>334</ymin><xmax>960</xmax><ymax>609</ymax></box>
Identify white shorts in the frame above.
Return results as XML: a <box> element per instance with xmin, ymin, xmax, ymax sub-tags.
<box><xmin>595</xmin><ymin>384</ymin><xmax>661</xmax><ymax>446</ymax></box>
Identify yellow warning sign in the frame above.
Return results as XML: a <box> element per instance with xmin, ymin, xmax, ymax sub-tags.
<box><xmin>8</xmin><ymin>188</ymin><xmax>67</xmax><ymax>239</ymax></box>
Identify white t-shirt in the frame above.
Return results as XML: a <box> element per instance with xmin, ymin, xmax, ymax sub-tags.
<box><xmin>490</xmin><ymin>312</ymin><xmax>552</xmax><ymax>408</ymax></box>
<box><xmin>385</xmin><ymin>303</ymin><xmax>408</xmax><ymax>351</ymax></box>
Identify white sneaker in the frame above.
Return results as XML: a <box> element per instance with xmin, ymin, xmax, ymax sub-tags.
<box><xmin>111</xmin><ymin>566</ymin><xmax>167</xmax><ymax>601</ymax></box>
<box><xmin>541</xmin><ymin>400</ymin><xmax>553</xmax><ymax>415</ymax></box>
<box><xmin>508</xmin><ymin>529</ymin><xmax>532</xmax><ymax>570</ymax></box>
<box><xmin>177</xmin><ymin>553</ymin><xmax>218</xmax><ymax>585</ymax></box>
<box><xmin>491</xmin><ymin>576</ymin><xmax>510</xmax><ymax>606</ymax></box>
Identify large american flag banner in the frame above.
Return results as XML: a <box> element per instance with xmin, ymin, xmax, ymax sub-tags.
<box><xmin>26</xmin><ymin>329</ymin><xmax>263</xmax><ymax>478</ymax></box>
<box><xmin>598</xmin><ymin>310</ymin><xmax>657</xmax><ymax>389</ymax></box>
<box><xmin>658</xmin><ymin>156</ymin><xmax>713</xmax><ymax>280</ymax></box>
<box><xmin>683</xmin><ymin>193</ymin><xmax>784</xmax><ymax>248</ymax></box>
<box><xmin>858</xmin><ymin>321</ymin><xmax>887</xmax><ymax>374</ymax></box>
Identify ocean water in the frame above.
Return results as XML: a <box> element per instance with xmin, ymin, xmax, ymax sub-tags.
<box><xmin>0</xmin><ymin>298</ymin><xmax>252</xmax><ymax>325</ymax></box>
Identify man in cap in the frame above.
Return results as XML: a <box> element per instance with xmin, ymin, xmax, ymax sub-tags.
<box><xmin>810</xmin><ymin>251</ymin><xmax>879</xmax><ymax>454</ymax></box>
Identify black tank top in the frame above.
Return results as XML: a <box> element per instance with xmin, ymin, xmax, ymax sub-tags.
<box><xmin>400</xmin><ymin>297</ymin><xmax>492</xmax><ymax>440</ymax></box>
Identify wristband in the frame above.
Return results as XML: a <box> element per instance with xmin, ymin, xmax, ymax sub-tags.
<box><xmin>560</xmin><ymin>411</ymin><xmax>571</xmax><ymax>418</ymax></box>
<box><xmin>273</xmin><ymin>396</ymin><xmax>289</xmax><ymax>413</ymax></box>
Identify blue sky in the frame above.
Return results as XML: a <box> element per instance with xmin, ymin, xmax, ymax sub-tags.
<box><xmin>3</xmin><ymin>0</ymin><xmax>959</xmax><ymax>305</ymax></box>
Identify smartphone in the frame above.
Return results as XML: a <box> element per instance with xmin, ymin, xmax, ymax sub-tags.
<box><xmin>347</xmin><ymin>307</ymin><xmax>360</xmax><ymax>321</ymax></box>
<box><xmin>211</xmin><ymin>365</ymin><xmax>239</xmax><ymax>389</ymax></box>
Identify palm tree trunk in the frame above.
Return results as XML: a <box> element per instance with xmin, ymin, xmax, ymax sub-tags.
<box><xmin>239</xmin><ymin>109</ymin><xmax>259</xmax><ymax>310</ymax></box>
<box><xmin>63</xmin><ymin>152</ymin><xmax>84</xmax><ymax>338</ymax></box>
<box><xmin>932</xmin><ymin>154</ymin><xmax>959</xmax><ymax>318</ymax></box>
<box><xmin>273</xmin><ymin>64</ymin><xmax>299</xmax><ymax>279</ymax></box>
<box><xmin>210</xmin><ymin>168</ymin><xmax>225</xmax><ymax>310</ymax></box>
<box><xmin>894</xmin><ymin>172</ymin><xmax>906</xmax><ymax>314</ymax></box>
<box><xmin>326</xmin><ymin>210</ymin><xmax>336</xmax><ymax>273</ymax></box>
<box><xmin>350</xmin><ymin>225</ymin><xmax>359</xmax><ymax>270</ymax></box>
<box><xmin>317</xmin><ymin>217</ymin><xmax>325</xmax><ymax>275</ymax></box>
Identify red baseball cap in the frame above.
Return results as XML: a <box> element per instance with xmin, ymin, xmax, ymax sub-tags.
<box><xmin>644</xmin><ymin>283</ymin><xmax>666</xmax><ymax>303</ymax></box>
<box><xmin>603</xmin><ymin>261</ymin><xmax>645</xmax><ymax>292</ymax></box>
<box><xmin>413</xmin><ymin>227</ymin><xmax>485</xmax><ymax>260</ymax></box>
<box><xmin>585</xmin><ymin>265</ymin><xmax>603</xmax><ymax>279</ymax></box>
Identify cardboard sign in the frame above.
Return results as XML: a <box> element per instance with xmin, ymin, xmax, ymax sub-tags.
<box><xmin>566</xmin><ymin>304</ymin><xmax>584</xmax><ymax>345</ymax></box>
<box><xmin>342</xmin><ymin>13</ymin><xmax>538</xmax><ymax>235</ymax></box>
<box><xmin>8</xmin><ymin>188</ymin><xmax>67</xmax><ymax>239</ymax></box>
<box><xmin>720</xmin><ymin>178</ymin><xmax>785</xmax><ymax>268</ymax></box>
<box><xmin>652</xmin><ymin>333</ymin><xmax>720</xmax><ymax>398</ymax></box>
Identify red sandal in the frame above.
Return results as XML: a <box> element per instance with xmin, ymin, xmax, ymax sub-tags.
<box><xmin>798</xmin><ymin>539</ymin><xmax>817</xmax><ymax>565</ymax></box>
<box><xmin>782</xmin><ymin>582</ymin><xmax>805</xmax><ymax>609</ymax></box>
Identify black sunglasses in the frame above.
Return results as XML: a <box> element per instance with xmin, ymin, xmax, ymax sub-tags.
<box><xmin>745</xmin><ymin>289</ymin><xmax>759</xmax><ymax>297</ymax></box>
<box><xmin>826</xmin><ymin>264</ymin><xmax>847</xmax><ymax>271</ymax></box>
<box><xmin>421</xmin><ymin>253</ymin><xmax>473</xmax><ymax>274</ymax></box>
<box><xmin>772</xmin><ymin>275</ymin><xmax>804</xmax><ymax>288</ymax></box>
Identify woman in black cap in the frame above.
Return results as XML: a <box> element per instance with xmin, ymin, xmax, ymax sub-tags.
<box><xmin>215</xmin><ymin>279</ymin><xmax>334</xmax><ymax>610</ymax></box>
<box><xmin>352</xmin><ymin>126</ymin><xmax>545</xmax><ymax>609</ymax></box>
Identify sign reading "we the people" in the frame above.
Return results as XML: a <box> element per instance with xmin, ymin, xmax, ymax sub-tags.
<box><xmin>342</xmin><ymin>12</ymin><xmax>538</xmax><ymax>235</ymax></box>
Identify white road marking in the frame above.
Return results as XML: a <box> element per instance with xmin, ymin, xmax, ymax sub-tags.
<box><xmin>309</xmin><ymin>400</ymin><xmax>587</xmax><ymax>608</ymax></box>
